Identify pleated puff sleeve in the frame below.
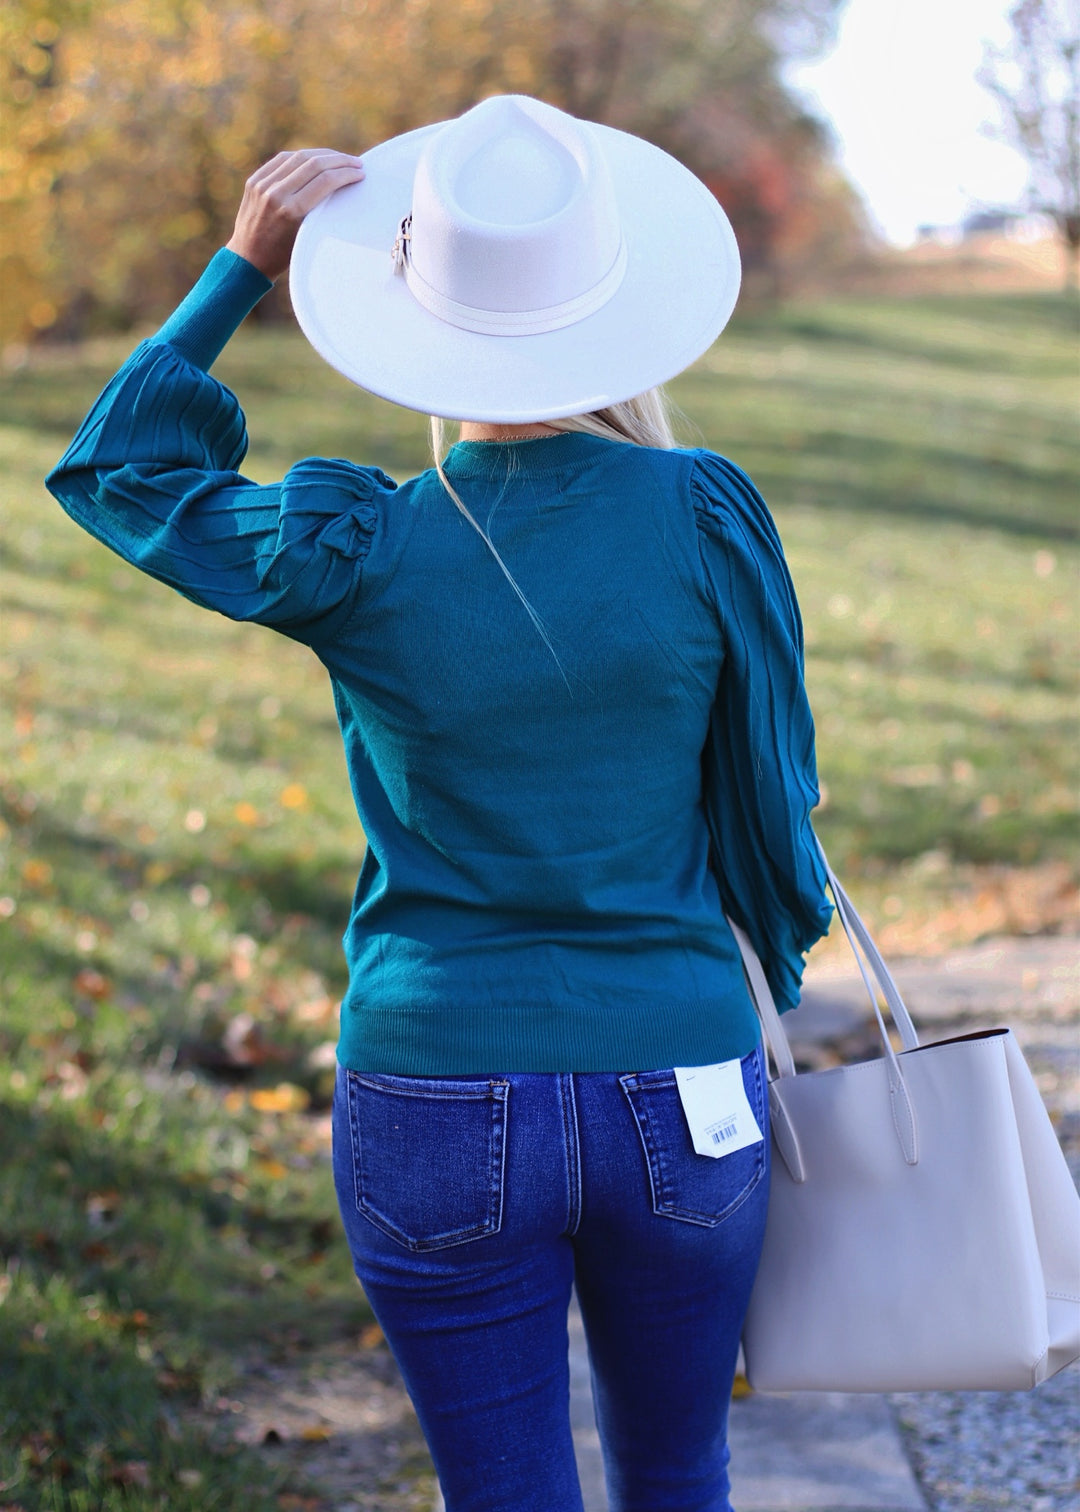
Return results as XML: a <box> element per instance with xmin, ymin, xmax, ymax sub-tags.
<box><xmin>692</xmin><ymin>452</ymin><xmax>833</xmax><ymax>1013</ymax></box>
<box><xmin>45</xmin><ymin>249</ymin><xmax>394</xmax><ymax>649</ymax></box>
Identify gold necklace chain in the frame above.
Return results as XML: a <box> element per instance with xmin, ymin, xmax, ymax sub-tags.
<box><xmin>476</xmin><ymin>429</ymin><xmax>560</xmax><ymax>442</ymax></box>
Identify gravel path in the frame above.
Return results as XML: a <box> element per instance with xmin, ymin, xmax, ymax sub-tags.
<box><xmin>890</xmin><ymin>1365</ymin><xmax>1080</xmax><ymax>1512</ymax></box>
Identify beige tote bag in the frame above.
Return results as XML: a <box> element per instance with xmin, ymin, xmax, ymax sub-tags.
<box><xmin>735</xmin><ymin>856</ymin><xmax>1080</xmax><ymax>1393</ymax></box>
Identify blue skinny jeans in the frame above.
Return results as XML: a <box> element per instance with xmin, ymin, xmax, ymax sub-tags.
<box><xmin>331</xmin><ymin>1043</ymin><xmax>769</xmax><ymax>1512</ymax></box>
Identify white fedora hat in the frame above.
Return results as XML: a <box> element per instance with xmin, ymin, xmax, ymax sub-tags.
<box><xmin>289</xmin><ymin>95</ymin><xmax>740</xmax><ymax>423</ymax></box>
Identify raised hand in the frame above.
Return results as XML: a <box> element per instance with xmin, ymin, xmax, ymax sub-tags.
<box><xmin>225</xmin><ymin>148</ymin><xmax>365</xmax><ymax>282</ymax></box>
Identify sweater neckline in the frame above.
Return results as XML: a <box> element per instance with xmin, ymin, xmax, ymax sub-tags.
<box><xmin>445</xmin><ymin>431</ymin><xmax>621</xmax><ymax>479</ymax></box>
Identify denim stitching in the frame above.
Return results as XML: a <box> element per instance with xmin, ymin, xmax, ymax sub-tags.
<box><xmin>489</xmin><ymin>1080</ymin><xmax>508</xmax><ymax>1240</ymax></box>
<box><xmin>620</xmin><ymin>1073</ymin><xmax>663</xmax><ymax>1215</ymax></box>
<box><xmin>346</xmin><ymin>1070</ymin><xmax>509</xmax><ymax>1251</ymax></box>
<box><xmin>352</xmin><ymin>1073</ymin><xmax>498</xmax><ymax>1101</ymax></box>
<box><xmin>619</xmin><ymin>1052</ymin><xmax>768</xmax><ymax>1228</ymax></box>
<box><xmin>561</xmin><ymin>1074</ymin><xmax>582</xmax><ymax>1236</ymax></box>
<box><xmin>347</xmin><ymin>1066</ymin><xmax>365</xmax><ymax>1218</ymax></box>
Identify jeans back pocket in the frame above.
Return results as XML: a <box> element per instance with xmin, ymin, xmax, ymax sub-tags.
<box><xmin>345</xmin><ymin>1071</ymin><xmax>508</xmax><ymax>1252</ymax></box>
<box><xmin>620</xmin><ymin>1046</ymin><xmax>768</xmax><ymax>1227</ymax></box>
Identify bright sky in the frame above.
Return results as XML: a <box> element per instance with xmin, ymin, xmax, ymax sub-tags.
<box><xmin>786</xmin><ymin>0</ymin><xmax>1032</xmax><ymax>245</ymax></box>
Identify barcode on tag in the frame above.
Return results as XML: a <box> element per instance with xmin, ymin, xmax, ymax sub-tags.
<box><xmin>673</xmin><ymin>1059</ymin><xmax>764</xmax><ymax>1159</ymax></box>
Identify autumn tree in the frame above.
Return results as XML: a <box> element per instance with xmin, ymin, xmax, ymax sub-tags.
<box><xmin>0</xmin><ymin>0</ymin><xmax>858</xmax><ymax>345</ymax></box>
<box><xmin>529</xmin><ymin>0</ymin><xmax>862</xmax><ymax>290</ymax></box>
<box><xmin>980</xmin><ymin>0</ymin><xmax>1080</xmax><ymax>289</ymax></box>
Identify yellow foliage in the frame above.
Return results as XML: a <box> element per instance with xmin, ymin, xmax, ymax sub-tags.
<box><xmin>28</xmin><ymin>299</ymin><xmax>57</xmax><ymax>328</ymax></box>
<box><xmin>0</xmin><ymin>0</ymin><xmax>854</xmax><ymax>345</ymax></box>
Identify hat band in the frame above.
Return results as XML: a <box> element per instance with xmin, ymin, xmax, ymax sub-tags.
<box><xmin>403</xmin><ymin>237</ymin><xmax>629</xmax><ymax>337</ymax></box>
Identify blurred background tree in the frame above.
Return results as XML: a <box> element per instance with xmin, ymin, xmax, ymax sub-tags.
<box><xmin>1</xmin><ymin>0</ymin><xmax>866</xmax><ymax>346</ymax></box>
<box><xmin>979</xmin><ymin>0</ymin><xmax>1080</xmax><ymax>290</ymax></box>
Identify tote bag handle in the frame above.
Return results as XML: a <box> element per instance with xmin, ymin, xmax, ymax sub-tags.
<box><xmin>726</xmin><ymin>842</ymin><xmax>922</xmax><ymax>1177</ymax></box>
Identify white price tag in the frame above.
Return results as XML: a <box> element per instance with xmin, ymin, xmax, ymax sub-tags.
<box><xmin>673</xmin><ymin>1059</ymin><xmax>764</xmax><ymax>1159</ymax></box>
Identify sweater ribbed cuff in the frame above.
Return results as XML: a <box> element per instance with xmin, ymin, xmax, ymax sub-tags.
<box><xmin>153</xmin><ymin>248</ymin><xmax>273</xmax><ymax>372</ymax></box>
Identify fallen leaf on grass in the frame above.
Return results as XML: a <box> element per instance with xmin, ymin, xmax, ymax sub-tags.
<box><xmin>85</xmin><ymin>1191</ymin><xmax>121</xmax><ymax>1226</ymax></box>
<box><xmin>105</xmin><ymin>1460</ymin><xmax>150</xmax><ymax>1488</ymax></box>
<box><xmin>21</xmin><ymin>1431</ymin><xmax>56</xmax><ymax>1468</ymax></box>
<box><xmin>73</xmin><ymin>968</ymin><xmax>111</xmax><ymax>1000</ymax></box>
<box><xmin>29</xmin><ymin>1231</ymin><xmax>59</xmax><ymax>1261</ymax></box>
<box><xmin>157</xmin><ymin>1366</ymin><xmax>202</xmax><ymax>1395</ymax></box>
<box><xmin>249</xmin><ymin>1083</ymin><xmax>310</xmax><ymax>1114</ymax></box>
<box><xmin>55</xmin><ymin>1061</ymin><xmax>89</xmax><ymax>1099</ymax></box>
<box><xmin>877</xmin><ymin>861</ymin><xmax>1080</xmax><ymax>956</ymax></box>
<box><xmin>222</xmin><ymin>1012</ymin><xmax>284</xmax><ymax>1068</ymax></box>
<box><xmin>180</xmin><ymin>1013</ymin><xmax>290</xmax><ymax>1076</ymax></box>
<box><xmin>299</xmin><ymin>1425</ymin><xmax>333</xmax><ymax>1442</ymax></box>
<box><xmin>18</xmin><ymin>1433</ymin><xmax>72</xmax><ymax>1478</ymax></box>
<box><xmin>305</xmin><ymin>1041</ymin><xmax>337</xmax><ymax>1074</ymax></box>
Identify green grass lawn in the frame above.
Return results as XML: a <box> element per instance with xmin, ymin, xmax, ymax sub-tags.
<box><xmin>1</xmin><ymin>288</ymin><xmax>1077</xmax><ymax>1509</ymax></box>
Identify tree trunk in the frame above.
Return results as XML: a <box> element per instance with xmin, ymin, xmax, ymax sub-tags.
<box><xmin>1061</xmin><ymin>214</ymin><xmax>1080</xmax><ymax>293</ymax></box>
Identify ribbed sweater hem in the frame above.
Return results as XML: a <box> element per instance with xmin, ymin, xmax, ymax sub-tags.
<box><xmin>337</xmin><ymin>991</ymin><xmax>762</xmax><ymax>1075</ymax></box>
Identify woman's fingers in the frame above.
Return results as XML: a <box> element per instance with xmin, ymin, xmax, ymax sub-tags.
<box><xmin>288</xmin><ymin>161</ymin><xmax>367</xmax><ymax>220</ymax></box>
<box><xmin>250</xmin><ymin>148</ymin><xmax>363</xmax><ymax>192</ymax></box>
<box><xmin>226</xmin><ymin>148</ymin><xmax>365</xmax><ymax>282</ymax></box>
<box><xmin>262</xmin><ymin>151</ymin><xmax>366</xmax><ymax>217</ymax></box>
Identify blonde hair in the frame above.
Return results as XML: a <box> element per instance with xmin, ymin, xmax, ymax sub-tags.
<box><xmin>546</xmin><ymin>389</ymin><xmax>678</xmax><ymax>450</ymax></box>
<box><xmin>430</xmin><ymin>388</ymin><xmax>677</xmax><ymax>483</ymax></box>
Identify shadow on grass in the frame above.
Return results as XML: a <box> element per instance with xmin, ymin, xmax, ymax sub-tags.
<box><xmin>17</xmin><ymin>689</ymin><xmax>343</xmax><ymax>770</ymax></box>
<box><xmin>816</xmin><ymin>800</ymin><xmax>1065</xmax><ymax>872</ymax></box>
<box><xmin>791</xmin><ymin>434</ymin><xmax>1077</xmax><ymax>541</ymax></box>
<box><xmin>1</xmin><ymin>787</ymin><xmax>356</xmax><ymax>940</ymax></box>
<box><xmin>728</xmin><ymin>292</ymin><xmax>1080</xmax><ymax>373</ymax></box>
<box><xmin>807</xmin><ymin>640</ymin><xmax>1080</xmax><ymax>699</ymax></box>
<box><xmin>0</xmin><ymin>1092</ymin><xmax>367</xmax><ymax>1511</ymax></box>
<box><xmin>672</xmin><ymin>392</ymin><xmax>1078</xmax><ymax>541</ymax></box>
<box><xmin>0</xmin><ymin>1096</ymin><xmax>359</xmax><ymax>1350</ymax></box>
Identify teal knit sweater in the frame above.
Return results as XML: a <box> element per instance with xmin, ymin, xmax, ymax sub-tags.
<box><xmin>46</xmin><ymin>249</ymin><xmax>832</xmax><ymax>1074</ymax></box>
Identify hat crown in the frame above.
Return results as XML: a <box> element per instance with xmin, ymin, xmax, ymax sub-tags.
<box><xmin>290</xmin><ymin>91</ymin><xmax>741</xmax><ymax>421</ymax></box>
<box><xmin>409</xmin><ymin>95</ymin><xmax>623</xmax><ymax>318</ymax></box>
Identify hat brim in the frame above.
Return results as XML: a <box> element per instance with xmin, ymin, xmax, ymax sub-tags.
<box><xmin>289</xmin><ymin>118</ymin><xmax>740</xmax><ymax>423</ymax></box>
